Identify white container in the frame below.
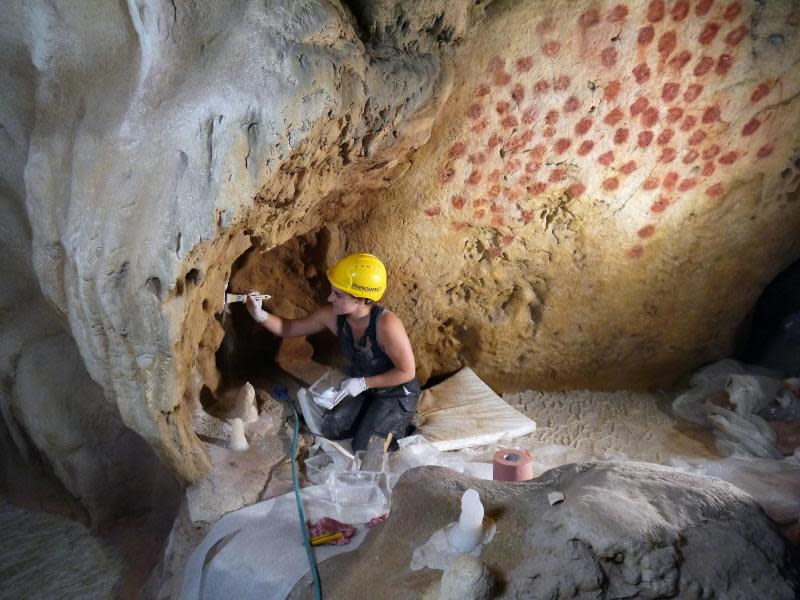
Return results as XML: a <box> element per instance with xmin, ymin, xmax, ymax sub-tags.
<box><xmin>309</xmin><ymin>370</ymin><xmax>344</xmax><ymax>409</ymax></box>
<box><xmin>329</xmin><ymin>471</ymin><xmax>385</xmax><ymax>506</ymax></box>
<box><xmin>304</xmin><ymin>453</ymin><xmax>335</xmax><ymax>485</ymax></box>
<box><xmin>384</xmin><ymin>472</ymin><xmax>401</xmax><ymax>493</ymax></box>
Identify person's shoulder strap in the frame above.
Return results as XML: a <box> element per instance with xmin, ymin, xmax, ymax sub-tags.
<box><xmin>370</xmin><ymin>304</ymin><xmax>390</xmax><ymax>348</ymax></box>
<box><xmin>369</xmin><ymin>304</ymin><xmax>387</xmax><ymax>329</ymax></box>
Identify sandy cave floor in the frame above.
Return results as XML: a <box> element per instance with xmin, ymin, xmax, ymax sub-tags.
<box><xmin>0</xmin><ymin>386</ymin><xmax>739</xmax><ymax>600</ymax></box>
<box><xmin>506</xmin><ymin>388</ymin><xmax>718</xmax><ymax>465</ymax></box>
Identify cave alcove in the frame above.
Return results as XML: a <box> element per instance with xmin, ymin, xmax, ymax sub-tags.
<box><xmin>204</xmin><ymin>228</ymin><xmax>352</xmax><ymax>414</ymax></box>
<box><xmin>738</xmin><ymin>256</ymin><xmax>800</xmax><ymax>377</ymax></box>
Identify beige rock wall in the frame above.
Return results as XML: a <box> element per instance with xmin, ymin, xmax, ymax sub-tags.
<box><xmin>345</xmin><ymin>0</ymin><xmax>800</xmax><ymax>390</ymax></box>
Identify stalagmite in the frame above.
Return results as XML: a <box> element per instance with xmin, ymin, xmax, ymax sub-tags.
<box><xmin>438</xmin><ymin>554</ymin><xmax>495</xmax><ymax>600</ymax></box>
<box><xmin>235</xmin><ymin>382</ymin><xmax>258</xmax><ymax>423</ymax></box>
<box><xmin>229</xmin><ymin>419</ymin><xmax>249</xmax><ymax>452</ymax></box>
<box><xmin>445</xmin><ymin>489</ymin><xmax>485</xmax><ymax>553</ymax></box>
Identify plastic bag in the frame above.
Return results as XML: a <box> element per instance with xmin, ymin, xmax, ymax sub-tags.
<box><xmin>725</xmin><ymin>374</ymin><xmax>783</xmax><ymax>416</ymax></box>
<box><xmin>672</xmin><ymin>384</ymin><xmax>715</xmax><ymax>427</ymax></box>
<box><xmin>689</xmin><ymin>359</ymin><xmax>747</xmax><ymax>389</ymax></box>
<box><xmin>297</xmin><ymin>388</ymin><xmax>325</xmax><ymax>435</ymax></box>
<box><xmin>706</xmin><ymin>405</ymin><xmax>782</xmax><ymax>459</ymax></box>
<box><xmin>759</xmin><ymin>388</ymin><xmax>800</xmax><ymax>421</ymax></box>
<box><xmin>388</xmin><ymin>435</ymin><xmax>466</xmax><ymax>474</ymax></box>
<box><xmin>308</xmin><ymin>369</ymin><xmax>345</xmax><ymax>409</ymax></box>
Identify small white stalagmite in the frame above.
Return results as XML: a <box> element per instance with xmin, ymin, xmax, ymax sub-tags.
<box><xmin>411</xmin><ymin>487</ymin><xmax>495</xmax><ymax>572</ymax></box>
<box><xmin>235</xmin><ymin>382</ymin><xmax>258</xmax><ymax>423</ymax></box>
<box><xmin>229</xmin><ymin>418</ymin><xmax>249</xmax><ymax>452</ymax></box>
<box><xmin>446</xmin><ymin>488</ymin><xmax>485</xmax><ymax>552</ymax></box>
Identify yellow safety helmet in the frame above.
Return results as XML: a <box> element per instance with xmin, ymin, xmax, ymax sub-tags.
<box><xmin>327</xmin><ymin>253</ymin><xmax>387</xmax><ymax>302</ymax></box>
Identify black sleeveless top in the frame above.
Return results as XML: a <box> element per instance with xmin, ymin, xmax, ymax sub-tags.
<box><xmin>336</xmin><ymin>304</ymin><xmax>420</xmax><ymax>412</ymax></box>
<box><xmin>337</xmin><ymin>305</ymin><xmax>396</xmax><ymax>377</ymax></box>
<box><xmin>337</xmin><ymin>305</ymin><xmax>420</xmax><ymax>396</ymax></box>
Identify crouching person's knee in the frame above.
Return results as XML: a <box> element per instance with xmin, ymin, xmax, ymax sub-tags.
<box><xmin>319</xmin><ymin>413</ymin><xmax>346</xmax><ymax>440</ymax></box>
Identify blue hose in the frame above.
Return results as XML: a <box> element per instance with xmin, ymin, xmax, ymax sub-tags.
<box><xmin>273</xmin><ymin>384</ymin><xmax>322</xmax><ymax>600</ymax></box>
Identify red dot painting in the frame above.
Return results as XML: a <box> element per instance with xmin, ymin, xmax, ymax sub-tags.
<box><xmin>426</xmin><ymin>0</ymin><xmax>784</xmax><ymax>259</ymax></box>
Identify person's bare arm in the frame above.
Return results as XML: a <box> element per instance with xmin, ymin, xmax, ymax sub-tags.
<box><xmin>245</xmin><ymin>291</ymin><xmax>336</xmax><ymax>338</ymax></box>
<box><xmin>364</xmin><ymin>312</ymin><xmax>416</xmax><ymax>388</ymax></box>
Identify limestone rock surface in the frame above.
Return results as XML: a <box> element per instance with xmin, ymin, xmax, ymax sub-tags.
<box><xmin>289</xmin><ymin>463</ymin><xmax>799</xmax><ymax>599</ymax></box>
<box><xmin>344</xmin><ymin>0</ymin><xmax>800</xmax><ymax>390</ymax></box>
<box><xmin>185</xmin><ymin>414</ymin><xmax>290</xmax><ymax>524</ymax></box>
<box><xmin>3</xmin><ymin>0</ymin><xmax>800</xmax><ymax>498</ymax></box>
<box><xmin>437</xmin><ymin>554</ymin><xmax>495</xmax><ymax>600</ymax></box>
<box><xmin>0</xmin><ymin>0</ymin><xmax>454</xmax><ymax>484</ymax></box>
<box><xmin>9</xmin><ymin>330</ymin><xmax>180</xmax><ymax>526</ymax></box>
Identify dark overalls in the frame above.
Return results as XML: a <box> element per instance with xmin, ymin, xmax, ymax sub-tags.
<box><xmin>319</xmin><ymin>305</ymin><xmax>420</xmax><ymax>452</ymax></box>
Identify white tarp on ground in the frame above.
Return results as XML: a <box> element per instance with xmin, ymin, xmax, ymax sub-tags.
<box><xmin>180</xmin><ymin>443</ymin><xmax>500</xmax><ymax>600</ymax></box>
<box><xmin>416</xmin><ymin>368</ymin><xmax>536</xmax><ymax>451</ymax></box>
<box><xmin>182</xmin><ymin>368</ymin><xmax>537</xmax><ymax>599</ymax></box>
<box><xmin>180</xmin><ymin>485</ymin><xmax>370</xmax><ymax>600</ymax></box>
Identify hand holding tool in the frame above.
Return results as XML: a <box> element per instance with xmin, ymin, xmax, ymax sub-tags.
<box><xmin>243</xmin><ymin>290</ymin><xmax>270</xmax><ymax>323</ymax></box>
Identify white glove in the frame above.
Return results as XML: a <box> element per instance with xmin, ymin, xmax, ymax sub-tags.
<box><xmin>334</xmin><ymin>377</ymin><xmax>368</xmax><ymax>403</ymax></box>
<box><xmin>245</xmin><ymin>291</ymin><xmax>269</xmax><ymax>323</ymax></box>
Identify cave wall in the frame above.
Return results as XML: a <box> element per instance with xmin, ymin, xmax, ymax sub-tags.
<box><xmin>346</xmin><ymin>0</ymin><xmax>800</xmax><ymax>390</ymax></box>
<box><xmin>0</xmin><ymin>0</ymin><xmax>461</xmax><ymax>485</ymax></box>
<box><xmin>0</xmin><ymin>1</ymin><xmax>181</xmax><ymax>523</ymax></box>
<box><xmin>1</xmin><ymin>0</ymin><xmax>799</xmax><ymax>493</ymax></box>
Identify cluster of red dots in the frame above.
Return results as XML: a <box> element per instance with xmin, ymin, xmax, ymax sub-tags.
<box><xmin>425</xmin><ymin>0</ymin><xmax>784</xmax><ymax>260</ymax></box>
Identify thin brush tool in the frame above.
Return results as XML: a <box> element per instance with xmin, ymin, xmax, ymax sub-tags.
<box><xmin>223</xmin><ymin>292</ymin><xmax>271</xmax><ymax>309</ymax></box>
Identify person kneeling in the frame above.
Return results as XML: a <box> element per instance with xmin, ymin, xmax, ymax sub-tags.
<box><xmin>245</xmin><ymin>253</ymin><xmax>419</xmax><ymax>452</ymax></box>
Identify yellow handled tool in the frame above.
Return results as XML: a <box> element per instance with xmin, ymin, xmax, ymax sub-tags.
<box><xmin>310</xmin><ymin>531</ymin><xmax>343</xmax><ymax>546</ymax></box>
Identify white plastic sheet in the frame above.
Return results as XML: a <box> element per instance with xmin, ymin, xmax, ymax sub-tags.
<box><xmin>297</xmin><ymin>388</ymin><xmax>325</xmax><ymax>436</ymax></box>
<box><xmin>672</xmin><ymin>385</ymin><xmax>715</xmax><ymax>427</ymax></box>
<box><xmin>183</xmin><ymin>432</ymin><xmax>503</xmax><ymax>600</ymax></box>
<box><xmin>180</xmin><ymin>486</ymin><xmax>370</xmax><ymax>600</ymax></box>
<box><xmin>689</xmin><ymin>359</ymin><xmax>747</xmax><ymax>388</ymax></box>
<box><xmin>706</xmin><ymin>405</ymin><xmax>781</xmax><ymax>459</ymax></box>
<box><xmin>671</xmin><ymin>363</ymin><xmax>788</xmax><ymax>460</ymax></box>
<box><xmin>726</xmin><ymin>375</ymin><xmax>783</xmax><ymax>416</ymax></box>
<box><xmin>669</xmin><ymin>361</ymin><xmax>800</xmax><ymax>526</ymax></box>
